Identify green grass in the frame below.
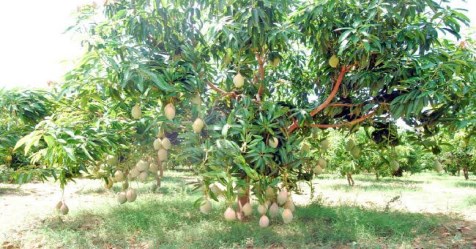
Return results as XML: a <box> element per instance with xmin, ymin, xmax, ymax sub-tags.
<box><xmin>0</xmin><ymin>186</ymin><xmax>22</xmax><ymax>195</ymax></box>
<box><xmin>19</xmin><ymin>174</ymin><xmax>458</xmax><ymax>249</ymax></box>
<box><xmin>463</xmin><ymin>196</ymin><xmax>476</xmax><ymax>207</ymax></box>
<box><xmin>454</xmin><ymin>181</ymin><xmax>476</xmax><ymax>188</ymax></box>
<box><xmin>324</xmin><ymin>182</ymin><xmax>421</xmax><ymax>192</ymax></box>
<box><xmin>353</xmin><ymin>175</ymin><xmax>426</xmax><ymax>185</ymax></box>
<box><xmin>32</xmin><ymin>199</ymin><xmax>447</xmax><ymax>248</ymax></box>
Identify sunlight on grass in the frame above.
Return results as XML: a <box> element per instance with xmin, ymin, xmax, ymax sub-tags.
<box><xmin>9</xmin><ymin>171</ymin><xmax>475</xmax><ymax>248</ymax></box>
<box><xmin>18</xmin><ymin>172</ymin><xmax>463</xmax><ymax>249</ymax></box>
<box><xmin>31</xmin><ymin>198</ymin><xmax>449</xmax><ymax>248</ymax></box>
<box><xmin>454</xmin><ymin>181</ymin><xmax>476</xmax><ymax>188</ymax></box>
<box><xmin>324</xmin><ymin>183</ymin><xmax>421</xmax><ymax>192</ymax></box>
<box><xmin>463</xmin><ymin>196</ymin><xmax>476</xmax><ymax>207</ymax></box>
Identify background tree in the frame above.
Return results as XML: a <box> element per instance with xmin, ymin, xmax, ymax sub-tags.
<box><xmin>0</xmin><ymin>89</ymin><xmax>56</xmax><ymax>183</ymax></box>
<box><xmin>436</xmin><ymin>129</ymin><xmax>476</xmax><ymax>179</ymax></box>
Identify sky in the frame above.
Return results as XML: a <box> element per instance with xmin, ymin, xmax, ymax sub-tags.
<box><xmin>0</xmin><ymin>1</ymin><xmax>475</xmax><ymax>89</ymax></box>
<box><xmin>0</xmin><ymin>0</ymin><xmax>91</xmax><ymax>89</ymax></box>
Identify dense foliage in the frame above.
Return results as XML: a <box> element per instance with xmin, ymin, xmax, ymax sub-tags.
<box><xmin>0</xmin><ymin>89</ymin><xmax>56</xmax><ymax>182</ymax></box>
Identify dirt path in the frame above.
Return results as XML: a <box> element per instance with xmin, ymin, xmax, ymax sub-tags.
<box><xmin>0</xmin><ymin>179</ymin><xmax>111</xmax><ymax>244</ymax></box>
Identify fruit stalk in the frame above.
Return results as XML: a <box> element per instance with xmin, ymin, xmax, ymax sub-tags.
<box><xmin>237</xmin><ymin>184</ymin><xmax>250</xmax><ymax>220</ymax></box>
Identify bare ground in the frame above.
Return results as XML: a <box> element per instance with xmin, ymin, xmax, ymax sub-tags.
<box><xmin>0</xmin><ymin>179</ymin><xmax>112</xmax><ymax>245</ymax></box>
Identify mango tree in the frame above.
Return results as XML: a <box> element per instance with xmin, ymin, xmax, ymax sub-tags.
<box><xmin>436</xmin><ymin>129</ymin><xmax>476</xmax><ymax>179</ymax></box>
<box><xmin>0</xmin><ymin>89</ymin><xmax>57</xmax><ymax>183</ymax></box>
<box><xmin>14</xmin><ymin>0</ymin><xmax>475</xmax><ymax>225</ymax></box>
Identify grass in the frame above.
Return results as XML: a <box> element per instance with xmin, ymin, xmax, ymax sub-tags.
<box><xmin>0</xmin><ymin>186</ymin><xmax>22</xmax><ymax>195</ymax></box>
<box><xmin>3</xmin><ymin>170</ymin><xmax>473</xmax><ymax>248</ymax></box>
<box><xmin>31</xmin><ymin>197</ymin><xmax>447</xmax><ymax>248</ymax></box>
<box><xmin>353</xmin><ymin>175</ymin><xmax>426</xmax><ymax>185</ymax></box>
<box><xmin>16</xmin><ymin>173</ymin><xmax>469</xmax><ymax>249</ymax></box>
<box><xmin>463</xmin><ymin>196</ymin><xmax>476</xmax><ymax>207</ymax></box>
<box><xmin>454</xmin><ymin>181</ymin><xmax>476</xmax><ymax>188</ymax></box>
<box><xmin>323</xmin><ymin>182</ymin><xmax>421</xmax><ymax>192</ymax></box>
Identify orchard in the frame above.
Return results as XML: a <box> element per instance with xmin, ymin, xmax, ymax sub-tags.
<box><xmin>1</xmin><ymin>0</ymin><xmax>476</xmax><ymax>247</ymax></box>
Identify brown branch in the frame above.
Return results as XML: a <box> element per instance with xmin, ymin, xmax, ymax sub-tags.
<box><xmin>256</xmin><ymin>53</ymin><xmax>265</xmax><ymax>81</ymax></box>
<box><xmin>288</xmin><ymin>66</ymin><xmax>349</xmax><ymax>133</ymax></box>
<box><xmin>255</xmin><ymin>53</ymin><xmax>266</xmax><ymax>102</ymax></box>
<box><xmin>328</xmin><ymin>103</ymin><xmax>363</xmax><ymax>107</ymax></box>
<box><xmin>310</xmin><ymin>108</ymin><xmax>378</xmax><ymax>129</ymax></box>
<box><xmin>256</xmin><ymin>84</ymin><xmax>264</xmax><ymax>102</ymax></box>
<box><xmin>207</xmin><ymin>81</ymin><xmax>226</xmax><ymax>95</ymax></box>
<box><xmin>207</xmin><ymin>81</ymin><xmax>237</xmax><ymax>98</ymax></box>
<box><xmin>288</xmin><ymin>119</ymin><xmax>299</xmax><ymax>134</ymax></box>
<box><xmin>310</xmin><ymin>66</ymin><xmax>348</xmax><ymax>116</ymax></box>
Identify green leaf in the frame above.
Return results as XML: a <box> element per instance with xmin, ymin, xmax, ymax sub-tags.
<box><xmin>43</xmin><ymin>135</ymin><xmax>56</xmax><ymax>147</ymax></box>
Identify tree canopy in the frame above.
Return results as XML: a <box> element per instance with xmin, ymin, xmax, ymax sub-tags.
<box><xmin>5</xmin><ymin>0</ymin><xmax>476</xmax><ymax>219</ymax></box>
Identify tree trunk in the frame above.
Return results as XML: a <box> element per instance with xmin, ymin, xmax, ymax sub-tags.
<box><xmin>159</xmin><ymin>160</ymin><xmax>164</xmax><ymax>178</ymax></box>
<box><xmin>375</xmin><ymin>172</ymin><xmax>380</xmax><ymax>181</ymax></box>
<box><xmin>156</xmin><ymin>175</ymin><xmax>161</xmax><ymax>187</ymax></box>
<box><xmin>463</xmin><ymin>167</ymin><xmax>469</xmax><ymax>180</ymax></box>
<box><xmin>346</xmin><ymin>173</ymin><xmax>355</xmax><ymax>186</ymax></box>
<box><xmin>392</xmin><ymin>167</ymin><xmax>403</xmax><ymax>177</ymax></box>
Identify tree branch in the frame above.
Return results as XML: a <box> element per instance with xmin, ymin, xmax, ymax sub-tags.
<box><xmin>328</xmin><ymin>103</ymin><xmax>362</xmax><ymax>107</ymax></box>
<box><xmin>256</xmin><ymin>84</ymin><xmax>265</xmax><ymax>102</ymax></box>
<box><xmin>207</xmin><ymin>81</ymin><xmax>226</xmax><ymax>95</ymax></box>
<box><xmin>207</xmin><ymin>81</ymin><xmax>237</xmax><ymax>98</ymax></box>
<box><xmin>255</xmin><ymin>53</ymin><xmax>265</xmax><ymax>81</ymax></box>
<box><xmin>310</xmin><ymin>108</ymin><xmax>378</xmax><ymax>129</ymax></box>
<box><xmin>288</xmin><ymin>119</ymin><xmax>299</xmax><ymax>134</ymax></box>
<box><xmin>288</xmin><ymin>66</ymin><xmax>349</xmax><ymax>133</ymax></box>
<box><xmin>310</xmin><ymin>66</ymin><xmax>348</xmax><ymax>116</ymax></box>
<box><xmin>255</xmin><ymin>53</ymin><xmax>265</xmax><ymax>102</ymax></box>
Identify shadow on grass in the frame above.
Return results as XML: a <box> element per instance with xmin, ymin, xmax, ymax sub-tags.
<box><xmin>0</xmin><ymin>185</ymin><xmax>38</xmax><ymax>196</ymax></box>
<box><xmin>454</xmin><ymin>180</ymin><xmax>476</xmax><ymax>188</ymax></box>
<box><xmin>0</xmin><ymin>186</ymin><xmax>23</xmax><ymax>195</ymax></box>
<box><xmin>76</xmin><ymin>175</ymin><xmax>198</xmax><ymax>196</ymax></box>
<box><xmin>37</xmin><ymin>196</ymin><xmax>460</xmax><ymax>248</ymax></box>
<box><xmin>78</xmin><ymin>187</ymin><xmax>108</xmax><ymax>195</ymax></box>
<box><xmin>167</xmin><ymin>166</ymin><xmax>195</xmax><ymax>173</ymax></box>
<box><xmin>325</xmin><ymin>182</ymin><xmax>421</xmax><ymax>192</ymax></box>
<box><xmin>353</xmin><ymin>176</ymin><xmax>425</xmax><ymax>185</ymax></box>
<box><xmin>464</xmin><ymin>196</ymin><xmax>476</xmax><ymax>207</ymax></box>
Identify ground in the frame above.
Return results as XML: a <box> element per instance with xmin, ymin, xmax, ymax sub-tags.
<box><xmin>1</xmin><ymin>171</ymin><xmax>475</xmax><ymax>248</ymax></box>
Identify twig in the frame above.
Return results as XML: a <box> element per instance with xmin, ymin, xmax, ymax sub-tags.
<box><xmin>328</xmin><ymin>103</ymin><xmax>363</xmax><ymax>107</ymax></box>
<box><xmin>206</xmin><ymin>81</ymin><xmax>237</xmax><ymax>98</ymax></box>
<box><xmin>310</xmin><ymin>107</ymin><xmax>378</xmax><ymax>129</ymax></box>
